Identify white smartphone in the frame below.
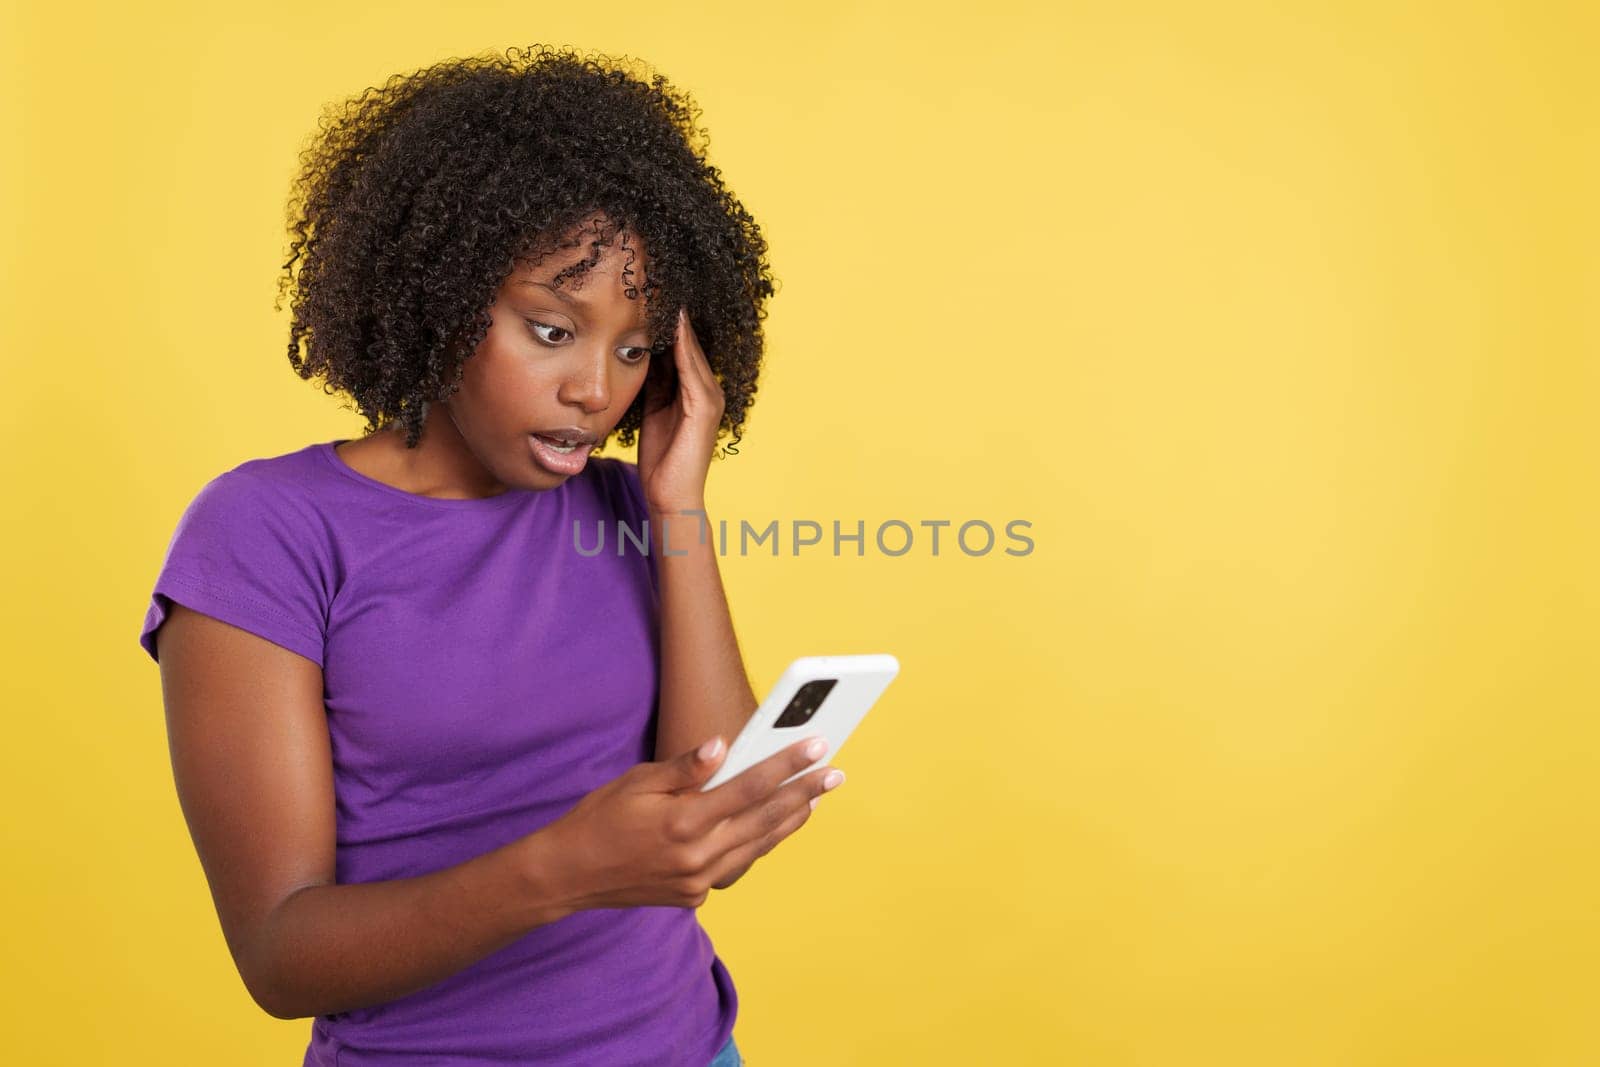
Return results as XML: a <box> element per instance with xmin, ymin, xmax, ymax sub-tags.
<box><xmin>698</xmin><ymin>654</ymin><xmax>900</xmax><ymax>792</ymax></box>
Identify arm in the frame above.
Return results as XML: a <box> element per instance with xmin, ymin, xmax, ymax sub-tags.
<box><xmin>648</xmin><ymin>500</ymin><xmax>760</xmax><ymax>764</ymax></box>
<box><xmin>634</xmin><ymin>306</ymin><xmax>761</xmax><ymax>764</ymax></box>
<box><xmin>156</xmin><ymin>604</ymin><xmax>582</xmax><ymax>1020</ymax></box>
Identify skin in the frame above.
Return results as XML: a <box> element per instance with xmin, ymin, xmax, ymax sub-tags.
<box><xmin>335</xmin><ymin>212</ymin><xmax>773</xmax><ymax>763</ymax></box>
<box><xmin>332</xmin><ymin>218</ymin><xmax>654</xmax><ymax>499</ymax></box>
<box><xmin>337</xmin><ymin>211</ymin><xmax>726</xmax><ymax>513</ymax></box>
<box><xmin>154</xmin><ymin>212</ymin><xmax>845</xmax><ymax>1020</ymax></box>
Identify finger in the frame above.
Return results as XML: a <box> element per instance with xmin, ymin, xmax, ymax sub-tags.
<box><xmin>709</xmin><ymin>801</ymin><xmax>809</xmax><ymax>889</ymax></box>
<box><xmin>686</xmin><ymin>734</ymin><xmax>831</xmax><ymax>828</ymax></box>
<box><xmin>706</xmin><ymin>775</ymin><xmax>822</xmax><ymax>887</ymax></box>
<box><xmin>673</xmin><ymin>308</ymin><xmax>714</xmax><ymax>396</ymax></box>
<box><xmin>710</xmin><ymin>860</ymin><xmax>753</xmax><ymax>892</ymax></box>
<box><xmin>658</xmin><ymin>735</ymin><xmax>727</xmax><ymax>792</ymax></box>
<box><xmin>714</xmin><ymin>763</ymin><xmax>831</xmax><ymax>846</ymax></box>
<box><xmin>676</xmin><ymin>308</ymin><xmax>720</xmax><ymax>394</ymax></box>
<box><xmin>696</xmin><ymin>767</ymin><xmax>831</xmax><ymax>876</ymax></box>
<box><xmin>664</xmin><ymin>314</ymin><xmax>701</xmax><ymax>411</ymax></box>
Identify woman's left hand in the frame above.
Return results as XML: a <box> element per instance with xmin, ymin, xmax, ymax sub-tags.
<box><xmin>636</xmin><ymin>307</ymin><xmax>725</xmax><ymax>512</ymax></box>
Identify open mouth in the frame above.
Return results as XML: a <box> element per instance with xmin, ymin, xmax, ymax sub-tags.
<box><xmin>532</xmin><ymin>434</ymin><xmax>582</xmax><ymax>454</ymax></box>
<box><xmin>529</xmin><ymin>432</ymin><xmax>595</xmax><ymax>475</ymax></box>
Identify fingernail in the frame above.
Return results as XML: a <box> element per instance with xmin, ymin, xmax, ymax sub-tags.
<box><xmin>822</xmin><ymin>769</ymin><xmax>845</xmax><ymax>791</ymax></box>
<box><xmin>698</xmin><ymin>737</ymin><xmax>721</xmax><ymax>760</ymax></box>
<box><xmin>804</xmin><ymin>738</ymin><xmax>827</xmax><ymax>760</ymax></box>
<box><xmin>809</xmin><ymin>796</ymin><xmax>820</xmax><ymax>810</ymax></box>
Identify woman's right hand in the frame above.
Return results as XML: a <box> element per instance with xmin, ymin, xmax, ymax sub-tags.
<box><xmin>541</xmin><ymin>735</ymin><xmax>843</xmax><ymax>910</ymax></box>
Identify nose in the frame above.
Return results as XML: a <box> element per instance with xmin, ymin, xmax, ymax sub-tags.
<box><xmin>556</xmin><ymin>346</ymin><xmax>613</xmax><ymax>415</ymax></box>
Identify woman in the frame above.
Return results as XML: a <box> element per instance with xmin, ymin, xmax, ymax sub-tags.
<box><xmin>137</xmin><ymin>44</ymin><xmax>844</xmax><ymax>1066</ymax></box>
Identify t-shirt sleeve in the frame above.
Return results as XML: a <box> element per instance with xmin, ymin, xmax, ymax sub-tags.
<box><xmin>138</xmin><ymin>468</ymin><xmax>331</xmax><ymax>667</ymax></box>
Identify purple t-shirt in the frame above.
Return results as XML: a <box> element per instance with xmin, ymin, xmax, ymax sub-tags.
<box><xmin>138</xmin><ymin>439</ymin><xmax>738</xmax><ymax>1066</ymax></box>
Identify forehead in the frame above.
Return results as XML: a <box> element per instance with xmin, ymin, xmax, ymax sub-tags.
<box><xmin>509</xmin><ymin>221</ymin><xmax>652</xmax><ymax>299</ymax></box>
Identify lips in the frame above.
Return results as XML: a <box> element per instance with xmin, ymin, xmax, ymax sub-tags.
<box><xmin>529</xmin><ymin>431</ymin><xmax>593</xmax><ymax>475</ymax></box>
<box><xmin>530</xmin><ymin>426</ymin><xmax>600</xmax><ymax>448</ymax></box>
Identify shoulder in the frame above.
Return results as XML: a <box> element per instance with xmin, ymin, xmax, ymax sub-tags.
<box><xmin>160</xmin><ymin>444</ymin><xmax>341</xmax><ymax>594</ymax></box>
<box><xmin>231</xmin><ymin>442</ymin><xmax>336</xmax><ymax>511</ymax></box>
<box><xmin>142</xmin><ymin>447</ymin><xmax>337</xmax><ymax>667</ymax></box>
<box><xmin>177</xmin><ymin>447</ymin><xmax>331</xmax><ymax>540</ymax></box>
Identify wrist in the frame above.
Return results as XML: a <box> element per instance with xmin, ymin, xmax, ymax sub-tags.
<box><xmin>515</xmin><ymin>824</ymin><xmax>586</xmax><ymax>924</ymax></box>
<box><xmin>646</xmin><ymin>497</ymin><xmax>706</xmax><ymax>518</ymax></box>
<box><xmin>648</xmin><ymin>503</ymin><xmax>711</xmax><ymax>558</ymax></box>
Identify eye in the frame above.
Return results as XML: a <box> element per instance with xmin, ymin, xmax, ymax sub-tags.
<box><xmin>528</xmin><ymin>319</ymin><xmax>653</xmax><ymax>366</ymax></box>
<box><xmin>526</xmin><ymin>320</ymin><xmax>571</xmax><ymax>345</ymax></box>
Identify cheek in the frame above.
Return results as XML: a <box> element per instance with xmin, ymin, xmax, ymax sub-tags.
<box><xmin>446</xmin><ymin>356</ymin><xmax>516</xmax><ymax>430</ymax></box>
<box><xmin>468</xmin><ymin>332</ymin><xmax>545</xmax><ymax>393</ymax></box>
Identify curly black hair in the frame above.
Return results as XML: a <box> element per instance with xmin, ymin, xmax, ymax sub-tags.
<box><xmin>274</xmin><ymin>44</ymin><xmax>776</xmax><ymax>454</ymax></box>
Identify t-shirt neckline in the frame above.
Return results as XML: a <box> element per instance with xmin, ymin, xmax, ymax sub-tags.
<box><xmin>318</xmin><ymin>439</ymin><xmax>542</xmax><ymax>511</ymax></box>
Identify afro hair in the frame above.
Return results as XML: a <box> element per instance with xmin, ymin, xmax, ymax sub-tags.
<box><xmin>275</xmin><ymin>44</ymin><xmax>777</xmax><ymax>454</ymax></box>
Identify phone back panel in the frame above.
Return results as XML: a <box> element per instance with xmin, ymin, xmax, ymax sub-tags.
<box><xmin>699</xmin><ymin>654</ymin><xmax>899</xmax><ymax>792</ymax></box>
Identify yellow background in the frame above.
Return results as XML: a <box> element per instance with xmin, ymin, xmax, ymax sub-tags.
<box><xmin>3</xmin><ymin>1</ymin><xmax>1595</xmax><ymax>1063</ymax></box>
